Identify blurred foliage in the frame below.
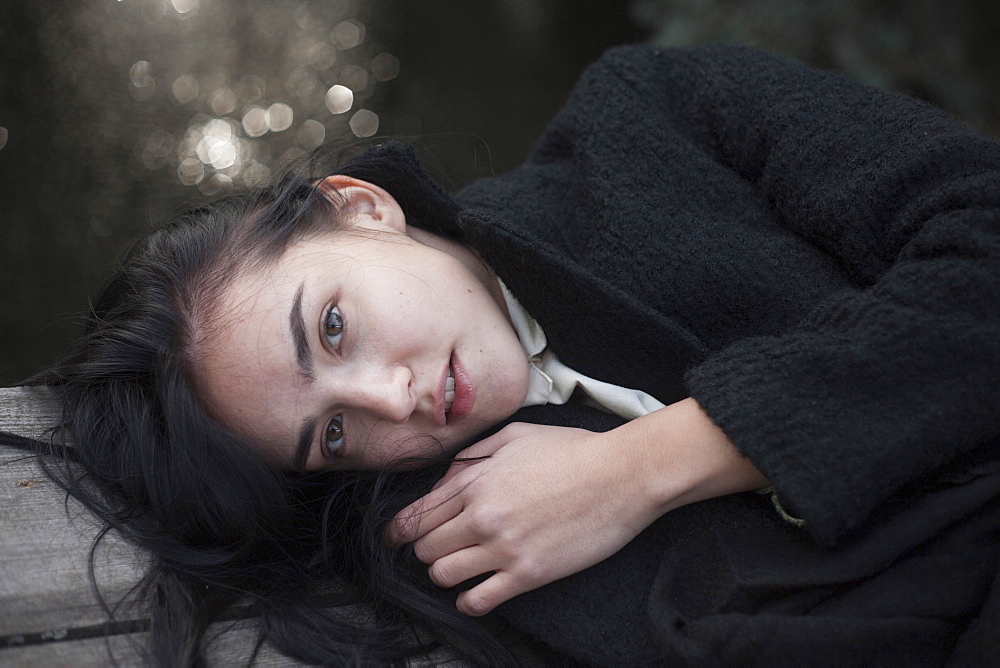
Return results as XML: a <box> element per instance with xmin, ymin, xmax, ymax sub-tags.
<box><xmin>632</xmin><ymin>0</ymin><xmax>1000</xmax><ymax>139</ymax></box>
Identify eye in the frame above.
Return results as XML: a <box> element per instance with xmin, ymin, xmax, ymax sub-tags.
<box><xmin>324</xmin><ymin>305</ymin><xmax>344</xmax><ymax>351</ymax></box>
<box><xmin>324</xmin><ymin>414</ymin><xmax>345</xmax><ymax>458</ymax></box>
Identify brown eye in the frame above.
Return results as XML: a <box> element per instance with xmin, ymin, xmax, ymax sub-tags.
<box><xmin>325</xmin><ymin>415</ymin><xmax>344</xmax><ymax>457</ymax></box>
<box><xmin>324</xmin><ymin>305</ymin><xmax>343</xmax><ymax>349</ymax></box>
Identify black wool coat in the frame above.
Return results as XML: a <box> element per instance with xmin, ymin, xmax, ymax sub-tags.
<box><xmin>340</xmin><ymin>45</ymin><xmax>1000</xmax><ymax>667</ymax></box>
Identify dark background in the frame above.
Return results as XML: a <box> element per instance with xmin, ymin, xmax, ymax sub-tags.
<box><xmin>2</xmin><ymin>0</ymin><xmax>999</xmax><ymax>385</ymax></box>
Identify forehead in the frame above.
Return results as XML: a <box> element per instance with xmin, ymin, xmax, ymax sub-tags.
<box><xmin>194</xmin><ymin>263</ymin><xmax>302</xmax><ymax>449</ymax></box>
<box><xmin>215</xmin><ymin>228</ymin><xmax>380</xmax><ymax>323</ymax></box>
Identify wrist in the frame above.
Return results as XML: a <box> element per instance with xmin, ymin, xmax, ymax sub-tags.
<box><xmin>612</xmin><ymin>397</ymin><xmax>769</xmax><ymax>517</ymax></box>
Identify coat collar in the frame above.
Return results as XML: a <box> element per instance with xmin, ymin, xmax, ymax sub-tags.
<box><xmin>457</xmin><ymin>208</ymin><xmax>706</xmax><ymax>405</ymax></box>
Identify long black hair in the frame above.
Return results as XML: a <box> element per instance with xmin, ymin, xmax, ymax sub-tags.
<box><xmin>8</xmin><ymin>145</ymin><xmax>518</xmax><ymax>666</ymax></box>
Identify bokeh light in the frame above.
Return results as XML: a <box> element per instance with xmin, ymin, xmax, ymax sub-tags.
<box><xmin>349</xmin><ymin>109</ymin><xmax>378</xmax><ymax>138</ymax></box>
<box><xmin>110</xmin><ymin>0</ymin><xmax>389</xmax><ymax>196</ymax></box>
<box><xmin>76</xmin><ymin>0</ymin><xmax>403</xmax><ymax>193</ymax></box>
<box><xmin>331</xmin><ymin>19</ymin><xmax>364</xmax><ymax>49</ymax></box>
<box><xmin>267</xmin><ymin>103</ymin><xmax>294</xmax><ymax>132</ymax></box>
<box><xmin>308</xmin><ymin>42</ymin><xmax>337</xmax><ymax>70</ymax></box>
<box><xmin>177</xmin><ymin>157</ymin><xmax>205</xmax><ymax>186</ymax></box>
<box><xmin>210</xmin><ymin>88</ymin><xmax>237</xmax><ymax>115</ymax></box>
<box><xmin>297</xmin><ymin>119</ymin><xmax>326</xmax><ymax>149</ymax></box>
<box><xmin>324</xmin><ymin>85</ymin><xmax>353</xmax><ymax>114</ymax></box>
<box><xmin>171</xmin><ymin>74</ymin><xmax>200</xmax><ymax>104</ymax></box>
<box><xmin>340</xmin><ymin>64</ymin><xmax>369</xmax><ymax>92</ymax></box>
<box><xmin>371</xmin><ymin>52</ymin><xmax>400</xmax><ymax>81</ymax></box>
<box><xmin>171</xmin><ymin>0</ymin><xmax>200</xmax><ymax>14</ymax></box>
<box><xmin>242</xmin><ymin>106</ymin><xmax>269</xmax><ymax>137</ymax></box>
<box><xmin>128</xmin><ymin>60</ymin><xmax>156</xmax><ymax>101</ymax></box>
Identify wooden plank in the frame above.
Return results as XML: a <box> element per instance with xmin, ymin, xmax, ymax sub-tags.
<box><xmin>0</xmin><ymin>386</ymin><xmax>61</xmax><ymax>441</ymax></box>
<box><xmin>0</xmin><ymin>387</ymin><xmax>151</xmax><ymax>664</ymax></box>
<box><xmin>0</xmin><ymin>387</ymin><xmax>306</xmax><ymax>664</ymax></box>
<box><xmin>0</xmin><ymin>386</ymin><xmax>144</xmax><ymax>636</ymax></box>
<box><xmin>0</xmin><ymin>622</ymin><xmax>304</xmax><ymax>666</ymax></box>
<box><xmin>0</xmin><ymin>390</ymin><xmax>324</xmax><ymax>665</ymax></box>
<box><xmin>1</xmin><ymin>631</ymin><xmax>150</xmax><ymax>667</ymax></box>
<box><xmin>0</xmin><ymin>443</ymin><xmax>145</xmax><ymax>635</ymax></box>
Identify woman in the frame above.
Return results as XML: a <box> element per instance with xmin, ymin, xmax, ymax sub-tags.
<box><xmin>9</xmin><ymin>43</ymin><xmax>1000</xmax><ymax>666</ymax></box>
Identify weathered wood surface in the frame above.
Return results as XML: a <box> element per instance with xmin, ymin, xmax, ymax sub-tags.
<box><xmin>0</xmin><ymin>386</ymin><xmax>302</xmax><ymax>665</ymax></box>
<box><xmin>1</xmin><ymin>624</ymin><xmax>299</xmax><ymax>666</ymax></box>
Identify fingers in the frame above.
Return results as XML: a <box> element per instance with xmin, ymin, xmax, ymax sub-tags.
<box><xmin>431</xmin><ymin>423</ymin><xmax>531</xmax><ymax>489</ymax></box>
<box><xmin>454</xmin><ymin>422</ymin><xmax>531</xmax><ymax>461</ymax></box>
<box><xmin>412</xmin><ymin>521</ymin><xmax>478</xmax><ymax>565</ymax></box>
<box><xmin>386</xmin><ymin>488</ymin><xmax>464</xmax><ymax>546</ymax></box>
<box><xmin>425</xmin><ymin>545</ymin><xmax>493</xmax><ymax>589</ymax></box>
<box><xmin>456</xmin><ymin>571</ymin><xmax>529</xmax><ymax>617</ymax></box>
<box><xmin>392</xmin><ymin>424</ymin><xmax>531</xmax><ymax>542</ymax></box>
<box><xmin>424</xmin><ymin>548</ymin><xmax>536</xmax><ymax>617</ymax></box>
<box><xmin>455</xmin><ymin>427</ymin><xmax>513</xmax><ymax>458</ymax></box>
<box><xmin>431</xmin><ymin>457</ymin><xmax>479</xmax><ymax>491</ymax></box>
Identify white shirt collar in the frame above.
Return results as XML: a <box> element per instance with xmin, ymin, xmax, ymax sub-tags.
<box><xmin>498</xmin><ymin>279</ymin><xmax>667</xmax><ymax>420</ymax></box>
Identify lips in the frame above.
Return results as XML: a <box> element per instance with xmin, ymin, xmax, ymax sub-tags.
<box><xmin>447</xmin><ymin>352</ymin><xmax>475</xmax><ymax>423</ymax></box>
<box><xmin>444</xmin><ymin>369</ymin><xmax>455</xmax><ymax>414</ymax></box>
<box><xmin>434</xmin><ymin>352</ymin><xmax>476</xmax><ymax>426</ymax></box>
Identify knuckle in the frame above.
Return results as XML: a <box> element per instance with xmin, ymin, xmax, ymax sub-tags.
<box><xmin>461</xmin><ymin>591</ymin><xmax>492</xmax><ymax>617</ymax></box>
<box><xmin>468</xmin><ymin>506</ymin><xmax>505</xmax><ymax>536</ymax></box>
<box><xmin>393</xmin><ymin>512</ymin><xmax>419</xmax><ymax>540</ymax></box>
<box><xmin>500</xmin><ymin>422</ymin><xmax>527</xmax><ymax>437</ymax></box>
<box><xmin>513</xmin><ymin>558</ymin><xmax>546</xmax><ymax>587</ymax></box>
<box><xmin>411</xmin><ymin>540</ymin><xmax>431</xmax><ymax>564</ymax></box>
<box><xmin>428</xmin><ymin>561</ymin><xmax>456</xmax><ymax>588</ymax></box>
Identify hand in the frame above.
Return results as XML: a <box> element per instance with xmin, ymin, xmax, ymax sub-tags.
<box><xmin>386</xmin><ymin>421</ymin><xmax>667</xmax><ymax>616</ymax></box>
<box><xmin>387</xmin><ymin>399</ymin><xmax>768</xmax><ymax>616</ymax></box>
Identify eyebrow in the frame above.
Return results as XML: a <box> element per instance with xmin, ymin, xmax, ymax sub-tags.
<box><xmin>293</xmin><ymin>415</ymin><xmax>318</xmax><ymax>471</ymax></box>
<box><xmin>289</xmin><ymin>282</ymin><xmax>318</xmax><ymax>470</ymax></box>
<box><xmin>289</xmin><ymin>283</ymin><xmax>316</xmax><ymax>383</ymax></box>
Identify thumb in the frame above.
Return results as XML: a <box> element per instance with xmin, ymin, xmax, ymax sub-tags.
<box><xmin>432</xmin><ymin>425</ymin><xmax>518</xmax><ymax>490</ymax></box>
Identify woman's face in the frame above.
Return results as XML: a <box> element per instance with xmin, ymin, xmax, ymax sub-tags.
<box><xmin>196</xmin><ymin>177</ymin><xmax>529</xmax><ymax>470</ymax></box>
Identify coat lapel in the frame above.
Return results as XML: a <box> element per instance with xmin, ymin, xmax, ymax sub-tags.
<box><xmin>458</xmin><ymin>208</ymin><xmax>707</xmax><ymax>406</ymax></box>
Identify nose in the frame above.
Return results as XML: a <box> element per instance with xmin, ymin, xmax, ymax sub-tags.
<box><xmin>345</xmin><ymin>364</ymin><xmax>415</xmax><ymax>423</ymax></box>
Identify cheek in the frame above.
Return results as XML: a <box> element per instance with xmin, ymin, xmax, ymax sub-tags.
<box><xmin>483</xmin><ymin>328</ymin><xmax>530</xmax><ymax>398</ymax></box>
<box><xmin>357</xmin><ymin>423</ymin><xmax>447</xmax><ymax>468</ymax></box>
<box><xmin>371</xmin><ymin>281</ymin><xmax>451</xmax><ymax>336</ymax></box>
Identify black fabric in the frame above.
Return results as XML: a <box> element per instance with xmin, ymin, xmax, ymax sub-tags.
<box><xmin>346</xmin><ymin>44</ymin><xmax>1000</xmax><ymax>667</ymax></box>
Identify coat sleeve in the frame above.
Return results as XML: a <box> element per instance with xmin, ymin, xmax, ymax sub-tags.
<box><xmin>611</xmin><ymin>45</ymin><xmax>1000</xmax><ymax>545</ymax></box>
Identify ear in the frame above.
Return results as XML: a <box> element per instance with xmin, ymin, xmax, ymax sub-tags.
<box><xmin>316</xmin><ymin>175</ymin><xmax>407</xmax><ymax>234</ymax></box>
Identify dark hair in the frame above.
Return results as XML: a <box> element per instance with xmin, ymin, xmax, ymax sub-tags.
<box><xmin>14</xmin><ymin>147</ymin><xmax>516</xmax><ymax>666</ymax></box>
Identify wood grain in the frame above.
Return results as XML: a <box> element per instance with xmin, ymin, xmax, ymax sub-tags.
<box><xmin>1</xmin><ymin>623</ymin><xmax>303</xmax><ymax>666</ymax></box>
<box><xmin>0</xmin><ymin>387</ymin><xmax>303</xmax><ymax>664</ymax></box>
